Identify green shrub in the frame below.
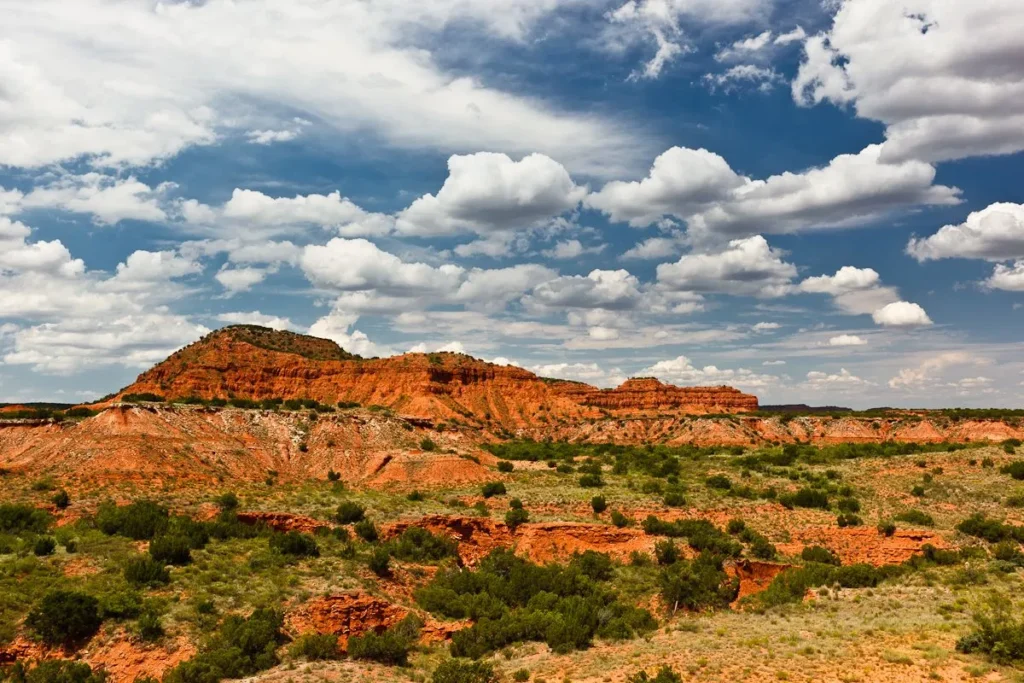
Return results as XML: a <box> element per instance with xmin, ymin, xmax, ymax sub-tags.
<box><xmin>705</xmin><ymin>475</ymin><xmax>732</xmax><ymax>490</ymax></box>
<box><xmin>388</xmin><ymin>527</ymin><xmax>458</xmax><ymax>562</ymax></box>
<box><xmin>136</xmin><ymin>608</ymin><xmax>164</xmax><ymax>642</ymax></box>
<box><xmin>911</xmin><ymin>485</ymin><xmax>926</xmax><ymax>497</ymax></box>
<box><xmin>662</xmin><ymin>491</ymin><xmax>686</xmax><ymax>507</ymax></box>
<box><xmin>641</xmin><ymin>516</ymin><xmax>741</xmax><ymax>557</ymax></box>
<box><xmin>26</xmin><ymin>591</ymin><xmax>102</xmax><ymax>646</ymax></box>
<box><xmin>0</xmin><ymin>504</ymin><xmax>51</xmax><ymax>534</ymax></box>
<box><xmin>432</xmin><ymin>659</ymin><xmax>498</xmax><ymax>683</ymax></box>
<box><xmin>407</xmin><ymin>490</ymin><xmax>425</xmax><ymax>501</ymax></box>
<box><xmin>727</xmin><ymin>519</ymin><xmax>746</xmax><ymax>535</ymax></box>
<box><xmin>420</xmin><ymin>437</ymin><xmax>438</xmax><ymax>452</ymax></box>
<box><xmin>354</xmin><ymin>519</ymin><xmax>379</xmax><ymax>543</ymax></box>
<box><xmin>124</xmin><ymin>556</ymin><xmax>171</xmax><ymax>586</ymax></box>
<box><xmin>659</xmin><ymin>553</ymin><xmax>738</xmax><ymax>612</ymax></box>
<box><xmin>512</xmin><ymin>669</ymin><xmax>530</xmax><ymax>682</ymax></box>
<box><xmin>956</xmin><ymin>594</ymin><xmax>1024</xmax><ymax>663</ymax></box>
<box><xmin>9</xmin><ymin>660</ymin><xmax>108</xmax><ymax>683</ymax></box>
<box><xmin>33</xmin><ymin>537</ymin><xmax>56</xmax><ymax>556</ymax></box>
<box><xmin>1006</xmin><ymin>494</ymin><xmax>1024</xmax><ymax>508</ymax></box>
<box><xmin>96</xmin><ymin>501</ymin><xmax>169</xmax><ymax>540</ymax></box>
<box><xmin>956</xmin><ymin>514</ymin><xmax>1024</xmax><ymax>543</ymax></box>
<box><xmin>837</xmin><ymin>497</ymin><xmax>861</xmax><ymax>513</ymax></box>
<box><xmin>215</xmin><ymin>492</ymin><xmax>239</xmax><ymax>511</ymax></box>
<box><xmin>348</xmin><ymin>615</ymin><xmax>421</xmax><ymax>666</ymax></box>
<box><xmin>836</xmin><ymin>513</ymin><xmax>862</xmax><ymax>528</ymax></box>
<box><xmin>165</xmin><ymin>609</ymin><xmax>284</xmax><ymax>683</ymax></box>
<box><xmin>335</xmin><ymin>501</ymin><xmax>366</xmax><ymax>524</ymax></box>
<box><xmin>481</xmin><ymin>482</ymin><xmax>507</xmax><ymax>498</ymax></box>
<box><xmin>368</xmin><ymin>547</ymin><xmax>391</xmax><ymax>576</ymax></box>
<box><xmin>591</xmin><ymin>496</ymin><xmax>607</xmax><ymax>514</ymax></box>
<box><xmin>628</xmin><ymin>666</ymin><xmax>684</xmax><ymax>683</ymax></box>
<box><xmin>1000</xmin><ymin>462</ymin><xmax>1024</xmax><ymax>480</ymax></box>
<box><xmin>747</xmin><ymin>534</ymin><xmax>778</xmax><ymax>560</ymax></box>
<box><xmin>327</xmin><ymin>470</ymin><xmax>342</xmax><ymax>482</ymax></box>
<box><xmin>269</xmin><ymin>532</ymin><xmax>320</xmax><ymax>558</ymax></box>
<box><xmin>578</xmin><ymin>473</ymin><xmax>604</xmax><ymax>488</ymax></box>
<box><xmin>289</xmin><ymin>633</ymin><xmax>339</xmax><ymax>661</ymax></box>
<box><xmin>51</xmin><ymin>490</ymin><xmax>71</xmax><ymax>510</ymax></box>
<box><xmin>778</xmin><ymin>488</ymin><xmax>829</xmax><ymax>510</ymax></box>
<box><xmin>496</xmin><ymin>461</ymin><xmax>514</xmax><ymax>473</ymax></box>
<box><xmin>611</xmin><ymin>510</ymin><xmax>631</xmax><ymax>528</ymax></box>
<box><xmin>894</xmin><ymin>509</ymin><xmax>934</xmax><ymax>527</ymax></box>
<box><xmin>99</xmin><ymin>590</ymin><xmax>143</xmax><ymax>620</ymax></box>
<box><xmin>982</xmin><ymin>457</ymin><xmax>995</xmax><ymax>468</ymax></box>
<box><xmin>149</xmin><ymin>535</ymin><xmax>192</xmax><ymax>565</ymax></box>
<box><xmin>654</xmin><ymin>540</ymin><xmax>679</xmax><ymax>566</ymax></box>
<box><xmin>801</xmin><ymin>546</ymin><xmax>840</xmax><ymax>566</ymax></box>
<box><xmin>504</xmin><ymin>508</ymin><xmax>529</xmax><ymax>532</ymax></box>
<box><xmin>877</xmin><ymin>521</ymin><xmax>896</xmax><ymax>537</ymax></box>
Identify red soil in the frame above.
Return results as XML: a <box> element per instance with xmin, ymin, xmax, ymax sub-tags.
<box><xmin>776</xmin><ymin>526</ymin><xmax>946</xmax><ymax>566</ymax></box>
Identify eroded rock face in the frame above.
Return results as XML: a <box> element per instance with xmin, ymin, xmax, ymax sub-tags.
<box><xmin>776</xmin><ymin>527</ymin><xmax>946</xmax><ymax>566</ymax></box>
<box><xmin>236</xmin><ymin>511</ymin><xmax>332</xmax><ymax>534</ymax></box>
<box><xmin>725</xmin><ymin>560</ymin><xmax>793</xmax><ymax>601</ymax></box>
<box><xmin>113</xmin><ymin>326</ymin><xmax>759</xmax><ymax>426</ymax></box>
<box><xmin>286</xmin><ymin>592</ymin><xmax>408</xmax><ymax>650</ymax></box>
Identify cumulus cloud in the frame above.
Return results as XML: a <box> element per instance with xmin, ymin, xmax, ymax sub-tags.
<box><xmin>542</xmin><ymin>239</ymin><xmax>606</xmax><ymax>260</ymax></box>
<box><xmin>985</xmin><ymin>262</ymin><xmax>1024</xmax><ymax>292</ymax></box>
<box><xmin>804</xmin><ymin>367</ymin><xmax>870</xmax><ymax>389</ymax></box>
<box><xmin>0</xmin><ymin>0</ymin><xmax>643</xmax><ymax>177</ymax></box>
<box><xmin>216</xmin><ymin>311</ymin><xmax>294</xmax><ymax>331</ymax></box>
<box><xmin>889</xmin><ymin>351</ymin><xmax>988</xmax><ymax>390</ymax></box>
<box><xmin>527</xmin><ymin>361</ymin><xmax>626</xmax><ymax>387</ymax></box>
<box><xmin>588</xmin><ymin>144</ymin><xmax>960</xmax><ymax>241</ymax></box>
<box><xmin>828</xmin><ymin>334</ymin><xmax>866</xmax><ymax>347</ymax></box>
<box><xmin>872</xmin><ymin>301</ymin><xmax>933</xmax><ymax>328</ymax></box>
<box><xmin>799</xmin><ymin>266</ymin><xmax>900</xmax><ymax>316</ymax></box>
<box><xmin>396</xmin><ymin>153</ymin><xmax>587</xmax><ymax>237</ymax></box>
<box><xmin>793</xmin><ymin>0</ymin><xmax>1024</xmax><ymax>164</ymax></box>
<box><xmin>17</xmin><ymin>174</ymin><xmax>169</xmax><ymax>225</ymax></box>
<box><xmin>307</xmin><ymin>308</ymin><xmax>393</xmax><ymax>358</ymax></box>
<box><xmin>714</xmin><ymin>26</ymin><xmax>806</xmax><ymax>61</ymax></box>
<box><xmin>642</xmin><ymin>354</ymin><xmax>779</xmax><ymax>391</ymax></box>
<box><xmin>527</xmin><ymin>269</ymin><xmax>643</xmax><ymax>311</ymax></box>
<box><xmin>753</xmin><ymin>322</ymin><xmax>781</xmax><ymax>333</ymax></box>
<box><xmin>301</xmin><ymin>238</ymin><xmax>465</xmax><ymax>296</ymax></box>
<box><xmin>656</xmin><ymin>235</ymin><xmax>796</xmax><ymax>298</ymax></box>
<box><xmin>215</xmin><ymin>266</ymin><xmax>271</xmax><ymax>295</ymax></box>
<box><xmin>702</xmin><ymin>65</ymin><xmax>781</xmax><ymax>94</ymax></box>
<box><xmin>621</xmin><ymin>236</ymin><xmax>683</xmax><ymax>260</ymax></box>
<box><xmin>907</xmin><ymin>203</ymin><xmax>1024</xmax><ymax>262</ymax></box>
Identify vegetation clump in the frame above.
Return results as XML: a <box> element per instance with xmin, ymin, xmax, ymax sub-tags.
<box><xmin>165</xmin><ymin>609</ymin><xmax>284</xmax><ymax>683</ymax></box>
<box><xmin>26</xmin><ymin>591</ymin><xmax>103</xmax><ymax>646</ymax></box>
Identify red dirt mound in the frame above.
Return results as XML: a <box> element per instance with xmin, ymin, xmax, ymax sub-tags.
<box><xmin>777</xmin><ymin>526</ymin><xmax>946</xmax><ymax>566</ymax></box>
<box><xmin>514</xmin><ymin>522</ymin><xmax>655</xmax><ymax>563</ymax></box>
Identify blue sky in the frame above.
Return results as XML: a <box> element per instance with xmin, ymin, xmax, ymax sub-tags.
<box><xmin>1</xmin><ymin>0</ymin><xmax>1023</xmax><ymax>408</ymax></box>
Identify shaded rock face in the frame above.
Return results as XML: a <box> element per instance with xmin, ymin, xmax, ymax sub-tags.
<box><xmin>114</xmin><ymin>326</ymin><xmax>758</xmax><ymax>426</ymax></box>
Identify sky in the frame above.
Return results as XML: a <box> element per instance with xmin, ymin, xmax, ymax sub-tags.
<box><xmin>1</xmin><ymin>0</ymin><xmax>1023</xmax><ymax>409</ymax></box>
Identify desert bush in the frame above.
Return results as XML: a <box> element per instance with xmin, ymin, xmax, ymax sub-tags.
<box><xmin>431</xmin><ymin>659</ymin><xmax>498</xmax><ymax>683</ymax></box>
<box><xmin>611</xmin><ymin>510</ymin><xmax>631</xmax><ymax>528</ymax></box>
<box><xmin>99</xmin><ymin>590</ymin><xmax>143</xmax><ymax>620</ymax></box>
<box><xmin>705</xmin><ymin>475</ymin><xmax>732</xmax><ymax>490</ymax></box>
<box><xmin>659</xmin><ymin>552</ymin><xmax>738</xmax><ymax>612</ymax></box>
<box><xmin>894</xmin><ymin>509</ymin><xmax>935</xmax><ymax>527</ymax></box>
<box><xmin>124</xmin><ymin>556</ymin><xmax>170</xmax><ymax>586</ymax></box>
<box><xmin>628</xmin><ymin>667</ymin><xmax>683</xmax><ymax>683</ymax></box>
<box><xmin>1000</xmin><ymin>462</ymin><xmax>1024</xmax><ymax>480</ymax></box>
<box><xmin>215</xmin><ymin>492</ymin><xmax>238</xmax><ymax>511</ymax></box>
<box><xmin>877</xmin><ymin>521</ymin><xmax>897</xmax><ymax>537</ymax></box>
<box><xmin>33</xmin><ymin>537</ymin><xmax>56</xmax><ymax>556</ymax></box>
<box><xmin>836</xmin><ymin>514</ymin><xmax>863</xmax><ymax>528</ymax></box>
<box><xmin>26</xmin><ymin>591</ymin><xmax>102</xmax><ymax>646</ymax></box>
<box><xmin>289</xmin><ymin>633</ymin><xmax>339</xmax><ymax>661</ymax></box>
<box><xmin>641</xmin><ymin>516</ymin><xmax>741</xmax><ymax>557</ymax></box>
<box><xmin>327</xmin><ymin>470</ymin><xmax>341</xmax><ymax>482</ymax></box>
<box><xmin>348</xmin><ymin>615</ymin><xmax>421</xmax><ymax>666</ymax></box>
<box><xmin>420</xmin><ymin>437</ymin><xmax>438</xmax><ymax>452</ymax></box>
<box><xmin>578</xmin><ymin>473</ymin><xmax>604</xmax><ymax>488</ymax></box>
<box><xmin>335</xmin><ymin>501</ymin><xmax>366</xmax><ymax>524</ymax></box>
<box><xmin>957</xmin><ymin>514</ymin><xmax>1024</xmax><ymax>543</ymax></box>
<box><xmin>136</xmin><ymin>608</ymin><xmax>164</xmax><ymax>642</ymax></box>
<box><xmin>165</xmin><ymin>609</ymin><xmax>284</xmax><ymax>683</ymax></box>
<box><xmin>504</xmin><ymin>508</ymin><xmax>529</xmax><ymax>532</ymax></box>
<box><xmin>654</xmin><ymin>540</ymin><xmax>680</xmax><ymax>566</ymax></box>
<box><xmin>911</xmin><ymin>485</ymin><xmax>926</xmax><ymax>497</ymax></box>
<box><xmin>801</xmin><ymin>546</ymin><xmax>840</xmax><ymax>566</ymax></box>
<box><xmin>368</xmin><ymin>547</ymin><xmax>391</xmax><ymax>576</ymax></box>
<box><xmin>837</xmin><ymin>498</ymin><xmax>861</xmax><ymax>513</ymax></box>
<box><xmin>407</xmin><ymin>490</ymin><xmax>425</xmax><ymax>501</ymax></box>
<box><xmin>268</xmin><ymin>532</ymin><xmax>320</xmax><ymax>558</ymax></box>
<box><xmin>51</xmin><ymin>490</ymin><xmax>70</xmax><ymax>510</ymax></box>
<box><xmin>956</xmin><ymin>594</ymin><xmax>1024</xmax><ymax>663</ymax></box>
<box><xmin>388</xmin><ymin>527</ymin><xmax>458</xmax><ymax>562</ymax></box>
<box><xmin>5</xmin><ymin>660</ymin><xmax>108</xmax><ymax>683</ymax></box>
<box><xmin>662</xmin><ymin>491</ymin><xmax>686</xmax><ymax>507</ymax></box>
<box><xmin>591</xmin><ymin>496</ymin><xmax>607</xmax><ymax>514</ymax></box>
<box><xmin>496</xmin><ymin>461</ymin><xmax>514</xmax><ymax>473</ymax></box>
<box><xmin>778</xmin><ymin>488</ymin><xmax>829</xmax><ymax>510</ymax></box>
<box><xmin>96</xmin><ymin>501</ymin><xmax>169</xmax><ymax>540</ymax></box>
<box><xmin>149</xmin><ymin>535</ymin><xmax>192</xmax><ymax>565</ymax></box>
<box><xmin>354</xmin><ymin>519</ymin><xmax>379</xmax><ymax>543</ymax></box>
<box><xmin>726</xmin><ymin>519</ymin><xmax>746</xmax><ymax>535</ymax></box>
<box><xmin>0</xmin><ymin>504</ymin><xmax>51</xmax><ymax>534</ymax></box>
<box><xmin>481</xmin><ymin>482</ymin><xmax>507</xmax><ymax>498</ymax></box>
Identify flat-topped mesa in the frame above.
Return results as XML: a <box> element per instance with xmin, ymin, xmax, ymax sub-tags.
<box><xmin>581</xmin><ymin>377</ymin><xmax>759</xmax><ymax>414</ymax></box>
<box><xmin>114</xmin><ymin>326</ymin><xmax>758</xmax><ymax>424</ymax></box>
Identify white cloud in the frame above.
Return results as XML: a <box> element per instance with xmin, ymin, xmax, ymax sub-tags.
<box><xmin>542</xmin><ymin>239</ymin><xmax>606</xmax><ymax>260</ymax></box>
<box><xmin>588</xmin><ymin>144</ymin><xmax>960</xmax><ymax>240</ymax></box>
<box><xmin>183</xmin><ymin>189</ymin><xmax>394</xmax><ymax>239</ymax></box>
<box><xmin>215</xmin><ymin>266</ymin><xmax>270</xmax><ymax>295</ymax></box>
<box><xmin>714</xmin><ymin>26</ymin><xmax>806</xmax><ymax>61</ymax></box>
<box><xmin>656</xmin><ymin>235</ymin><xmax>796</xmax><ymax>297</ymax></box>
<box><xmin>307</xmin><ymin>308</ymin><xmax>393</xmax><ymax>358</ymax></box>
<box><xmin>527</xmin><ymin>269</ymin><xmax>643</xmax><ymax>311</ymax></box>
<box><xmin>605</xmin><ymin>0</ymin><xmax>768</xmax><ymax>79</ymax></box>
<box><xmin>19</xmin><ymin>174</ymin><xmax>169</xmax><ymax>225</ymax></box>
<box><xmin>804</xmin><ymin>367</ymin><xmax>870</xmax><ymax>388</ymax></box>
<box><xmin>621</xmin><ymin>236</ymin><xmax>682</xmax><ymax>260</ymax></box>
<box><xmin>799</xmin><ymin>266</ymin><xmax>899</xmax><ymax>316</ymax></box>
<box><xmin>753</xmin><ymin>322</ymin><xmax>781</xmax><ymax>333</ymax></box>
<box><xmin>985</xmin><ymin>262</ymin><xmax>1024</xmax><ymax>292</ymax></box>
<box><xmin>793</xmin><ymin>0</ymin><xmax>1024</xmax><ymax>164</ymax></box>
<box><xmin>0</xmin><ymin>0</ymin><xmax>644</xmax><ymax>177</ymax></box>
<box><xmin>245</xmin><ymin>119</ymin><xmax>309</xmax><ymax>145</ymax></box>
<box><xmin>110</xmin><ymin>250</ymin><xmax>202</xmax><ymax>288</ymax></box>
<box><xmin>529</xmin><ymin>361</ymin><xmax>625</xmax><ymax>387</ymax></box>
<box><xmin>763</xmin><ymin>360</ymin><xmax>786</xmax><ymax>366</ymax></box>
<box><xmin>396</xmin><ymin>152</ymin><xmax>587</xmax><ymax>237</ymax></box>
<box><xmin>703</xmin><ymin>64</ymin><xmax>781</xmax><ymax>93</ymax></box>
<box><xmin>301</xmin><ymin>238</ymin><xmax>464</xmax><ymax>295</ymax></box>
<box><xmin>455</xmin><ymin>264</ymin><xmax>557</xmax><ymax>306</ymax></box>
<box><xmin>889</xmin><ymin>351</ymin><xmax>987</xmax><ymax>390</ymax></box>
<box><xmin>828</xmin><ymin>334</ymin><xmax>867</xmax><ymax>347</ymax></box>
<box><xmin>907</xmin><ymin>203</ymin><xmax>1024</xmax><ymax>262</ymax></box>
<box><xmin>216</xmin><ymin>311</ymin><xmax>294</xmax><ymax>331</ymax></box>
<box><xmin>872</xmin><ymin>301</ymin><xmax>932</xmax><ymax>328</ymax></box>
<box><xmin>642</xmin><ymin>354</ymin><xmax>779</xmax><ymax>391</ymax></box>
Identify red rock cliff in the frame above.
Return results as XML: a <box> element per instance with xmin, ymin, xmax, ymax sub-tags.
<box><xmin>115</xmin><ymin>326</ymin><xmax>758</xmax><ymax>425</ymax></box>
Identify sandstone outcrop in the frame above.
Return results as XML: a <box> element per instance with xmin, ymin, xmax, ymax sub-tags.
<box><xmin>113</xmin><ymin>326</ymin><xmax>759</xmax><ymax>427</ymax></box>
<box><xmin>285</xmin><ymin>592</ymin><xmax>407</xmax><ymax>651</ymax></box>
